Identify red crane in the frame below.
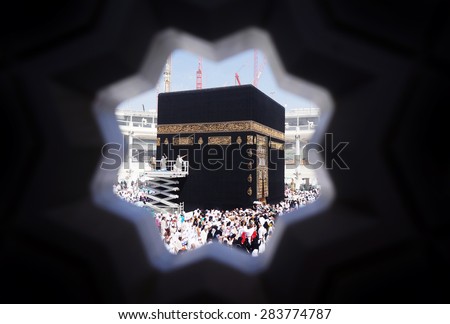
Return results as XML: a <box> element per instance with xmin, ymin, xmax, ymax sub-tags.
<box><xmin>253</xmin><ymin>49</ymin><xmax>258</xmax><ymax>87</ymax></box>
<box><xmin>253</xmin><ymin>49</ymin><xmax>266</xmax><ymax>88</ymax></box>
<box><xmin>235</xmin><ymin>63</ymin><xmax>245</xmax><ymax>86</ymax></box>
<box><xmin>235</xmin><ymin>72</ymin><xmax>241</xmax><ymax>85</ymax></box>
<box><xmin>196</xmin><ymin>56</ymin><xmax>203</xmax><ymax>89</ymax></box>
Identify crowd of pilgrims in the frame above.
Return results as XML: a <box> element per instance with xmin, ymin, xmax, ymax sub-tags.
<box><xmin>114</xmin><ymin>180</ymin><xmax>320</xmax><ymax>255</ymax></box>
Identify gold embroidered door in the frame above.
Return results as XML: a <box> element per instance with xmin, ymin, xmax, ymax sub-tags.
<box><xmin>256</xmin><ymin>135</ymin><xmax>269</xmax><ymax>201</ymax></box>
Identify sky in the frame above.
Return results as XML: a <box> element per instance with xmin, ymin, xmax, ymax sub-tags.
<box><xmin>116</xmin><ymin>49</ymin><xmax>317</xmax><ymax>111</ymax></box>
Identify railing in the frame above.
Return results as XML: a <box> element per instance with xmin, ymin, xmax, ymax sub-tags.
<box><xmin>285</xmin><ymin>124</ymin><xmax>315</xmax><ymax>131</ymax></box>
<box><xmin>117</xmin><ymin>120</ymin><xmax>156</xmax><ymax>128</ymax></box>
<box><xmin>285</xmin><ymin>107</ymin><xmax>321</xmax><ymax>117</ymax></box>
<box><xmin>150</xmin><ymin>160</ymin><xmax>189</xmax><ymax>174</ymax></box>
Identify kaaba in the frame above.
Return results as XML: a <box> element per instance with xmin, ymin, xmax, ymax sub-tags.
<box><xmin>156</xmin><ymin>85</ymin><xmax>285</xmax><ymax>211</ymax></box>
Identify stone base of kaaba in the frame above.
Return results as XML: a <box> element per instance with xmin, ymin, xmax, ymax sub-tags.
<box><xmin>157</xmin><ymin>85</ymin><xmax>285</xmax><ymax>211</ymax></box>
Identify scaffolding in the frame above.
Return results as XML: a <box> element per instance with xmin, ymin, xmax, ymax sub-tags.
<box><xmin>140</xmin><ymin>160</ymin><xmax>189</xmax><ymax>214</ymax></box>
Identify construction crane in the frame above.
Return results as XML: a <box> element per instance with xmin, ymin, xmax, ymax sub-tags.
<box><xmin>253</xmin><ymin>49</ymin><xmax>266</xmax><ymax>88</ymax></box>
<box><xmin>234</xmin><ymin>62</ymin><xmax>246</xmax><ymax>86</ymax></box>
<box><xmin>196</xmin><ymin>56</ymin><xmax>203</xmax><ymax>89</ymax></box>
<box><xmin>234</xmin><ymin>50</ymin><xmax>265</xmax><ymax>87</ymax></box>
<box><xmin>235</xmin><ymin>72</ymin><xmax>241</xmax><ymax>85</ymax></box>
<box><xmin>163</xmin><ymin>54</ymin><xmax>171</xmax><ymax>92</ymax></box>
<box><xmin>253</xmin><ymin>49</ymin><xmax>258</xmax><ymax>87</ymax></box>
